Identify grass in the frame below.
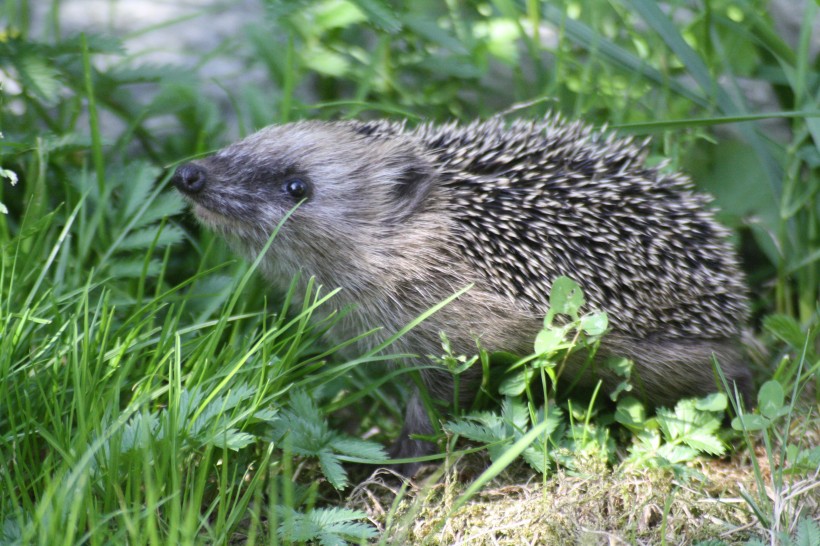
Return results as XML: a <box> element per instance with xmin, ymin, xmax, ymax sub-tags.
<box><xmin>1</xmin><ymin>0</ymin><xmax>819</xmax><ymax>544</ymax></box>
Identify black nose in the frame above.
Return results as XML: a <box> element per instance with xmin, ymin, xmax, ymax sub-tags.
<box><xmin>172</xmin><ymin>163</ymin><xmax>207</xmax><ymax>194</ymax></box>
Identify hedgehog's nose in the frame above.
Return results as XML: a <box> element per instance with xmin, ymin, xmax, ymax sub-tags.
<box><xmin>172</xmin><ymin>163</ymin><xmax>207</xmax><ymax>194</ymax></box>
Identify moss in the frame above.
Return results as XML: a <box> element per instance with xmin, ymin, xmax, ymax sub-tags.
<box><xmin>350</xmin><ymin>454</ymin><xmax>774</xmax><ymax>544</ymax></box>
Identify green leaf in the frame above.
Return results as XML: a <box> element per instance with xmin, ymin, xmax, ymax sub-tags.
<box><xmin>445</xmin><ymin>418</ymin><xmax>503</xmax><ymax>445</ymax></box>
<box><xmin>117</xmin><ymin>162</ymin><xmax>161</xmax><ymax>218</ymax></box>
<box><xmin>270</xmin><ymin>390</ymin><xmax>375</xmax><ymax>489</ymax></box>
<box><xmin>695</xmin><ymin>392</ymin><xmax>728</xmax><ymax>412</ymax></box>
<box><xmin>500</xmin><ymin>396</ymin><xmax>531</xmax><ymax>431</ymax></box>
<box><xmin>547</xmin><ymin>276</ymin><xmax>585</xmax><ymax>320</ymax></box>
<box><xmin>448</xmin><ymin>416</ymin><xmax>560</xmax><ymax>515</ymax></box>
<box><xmin>731</xmin><ymin>414</ymin><xmax>771</xmax><ymax>432</ymax></box>
<box><xmin>785</xmin><ymin>445</ymin><xmax>820</xmax><ymax>474</ymax></box>
<box><xmin>656</xmin><ymin>443</ymin><xmax>699</xmax><ymax>464</ymax></box>
<box><xmin>615</xmin><ymin>396</ymin><xmax>646</xmax><ymax>431</ymax></box>
<box><xmin>795</xmin><ymin>516</ymin><xmax>820</xmax><ymax>546</ymax></box>
<box><xmin>521</xmin><ymin>445</ymin><xmax>549</xmax><ymax>473</ymax></box>
<box><xmin>318</xmin><ymin>450</ymin><xmax>347</xmax><ymax>490</ymax></box>
<box><xmin>579</xmin><ymin>311</ymin><xmax>608</xmax><ymax>336</ymax></box>
<box><xmin>329</xmin><ymin>436</ymin><xmax>387</xmax><ymax>460</ymax></box>
<box><xmin>18</xmin><ymin>54</ymin><xmax>61</xmax><ymax>103</ymax></box>
<box><xmin>657</xmin><ymin>399</ymin><xmax>721</xmax><ymax>454</ymax></box>
<box><xmin>534</xmin><ymin>327</ymin><xmax>565</xmax><ymax>355</ymax></box>
<box><xmin>498</xmin><ymin>367</ymin><xmax>533</xmax><ymax>396</ymax></box>
<box><xmin>134</xmin><ymin>192</ymin><xmax>187</xmax><ymax>229</ymax></box>
<box><xmin>682</xmin><ymin>431</ymin><xmax>725</xmax><ymax>456</ymax></box>
<box><xmin>604</xmin><ymin>356</ymin><xmax>633</xmax><ymax>378</ymax></box>
<box><xmin>758</xmin><ymin>380</ymin><xmax>786</xmax><ymax>420</ymax></box>
<box><xmin>277</xmin><ymin>507</ymin><xmax>378</xmax><ymax>545</ymax></box>
<box><xmin>211</xmin><ymin>430</ymin><xmax>256</xmax><ymax>450</ymax></box>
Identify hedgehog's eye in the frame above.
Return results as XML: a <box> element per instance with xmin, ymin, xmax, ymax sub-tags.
<box><xmin>284</xmin><ymin>178</ymin><xmax>309</xmax><ymax>200</ymax></box>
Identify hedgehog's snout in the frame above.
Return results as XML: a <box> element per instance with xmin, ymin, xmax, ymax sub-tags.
<box><xmin>172</xmin><ymin>163</ymin><xmax>207</xmax><ymax>195</ymax></box>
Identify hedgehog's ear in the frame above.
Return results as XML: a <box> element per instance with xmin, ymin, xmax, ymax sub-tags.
<box><xmin>386</xmin><ymin>158</ymin><xmax>436</xmax><ymax>224</ymax></box>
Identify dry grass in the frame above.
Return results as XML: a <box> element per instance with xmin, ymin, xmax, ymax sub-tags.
<box><xmin>349</xmin><ymin>414</ymin><xmax>820</xmax><ymax>545</ymax></box>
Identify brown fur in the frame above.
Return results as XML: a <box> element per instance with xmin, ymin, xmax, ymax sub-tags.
<box><xmin>172</xmin><ymin>117</ymin><xmax>753</xmax><ymax>474</ymax></box>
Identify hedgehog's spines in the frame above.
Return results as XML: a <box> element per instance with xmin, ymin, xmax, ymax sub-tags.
<box><xmin>366</xmin><ymin>113</ymin><xmax>750</xmax><ymax>340</ymax></box>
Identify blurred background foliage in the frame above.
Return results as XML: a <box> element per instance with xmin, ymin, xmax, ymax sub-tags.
<box><xmin>1</xmin><ymin>0</ymin><xmax>817</xmax><ymax>326</ymax></box>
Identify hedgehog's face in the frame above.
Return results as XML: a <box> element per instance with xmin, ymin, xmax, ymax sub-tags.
<box><xmin>172</xmin><ymin>121</ymin><xmax>435</xmax><ymax>282</ymax></box>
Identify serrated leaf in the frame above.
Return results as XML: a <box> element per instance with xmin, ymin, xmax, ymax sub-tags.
<box><xmin>117</xmin><ymin>162</ymin><xmax>162</xmax><ymax>218</ymax></box>
<box><xmin>277</xmin><ymin>507</ymin><xmax>377</xmax><ymax>546</ymax></box>
<box><xmin>445</xmin><ymin>419</ymin><xmax>503</xmax><ymax>444</ymax></box>
<box><xmin>329</xmin><ymin>437</ymin><xmax>387</xmax><ymax>460</ymax></box>
<box><xmin>276</xmin><ymin>508</ymin><xmax>321</xmax><ymax>542</ymax></box>
<box><xmin>289</xmin><ymin>390</ymin><xmax>324</xmax><ymax>424</ymax></box>
<box><xmin>501</xmin><ymin>396</ymin><xmax>531</xmax><ymax>431</ymax></box>
<box><xmin>310</xmin><ymin>507</ymin><xmax>372</xmax><ymax>526</ymax></box>
<box><xmin>656</xmin><ymin>443</ymin><xmax>699</xmax><ymax>464</ymax></box>
<box><xmin>521</xmin><ymin>445</ymin><xmax>549</xmax><ymax>472</ymax></box>
<box><xmin>795</xmin><ymin>516</ymin><xmax>820</xmax><ymax>546</ymax></box>
<box><xmin>134</xmin><ymin>193</ymin><xmax>187</xmax><ymax>229</ymax></box>
<box><xmin>1</xmin><ymin>517</ymin><xmax>23</xmax><ymax>543</ymax></box>
<box><xmin>318</xmin><ymin>450</ymin><xmax>347</xmax><ymax>490</ymax></box>
<box><xmin>118</xmin><ymin>412</ymin><xmax>160</xmax><ymax>453</ymax></box>
<box><xmin>786</xmin><ymin>446</ymin><xmax>820</xmax><ymax>474</ymax></box>
<box><xmin>631</xmin><ymin>428</ymin><xmax>662</xmax><ymax>454</ymax></box>
<box><xmin>657</xmin><ymin>398</ymin><xmax>721</xmax><ymax>450</ymax></box>
<box><xmin>682</xmin><ymin>431</ymin><xmax>725</xmax><ymax>456</ymax></box>
<box><xmin>253</xmin><ymin>407</ymin><xmax>278</xmax><ymax>422</ymax></box>
<box><xmin>19</xmin><ymin>54</ymin><xmax>61</xmax><ymax>103</ymax></box>
<box><xmin>211</xmin><ymin>429</ymin><xmax>256</xmax><ymax>450</ymax></box>
<box><xmin>319</xmin><ymin>521</ymin><xmax>378</xmax><ymax>542</ymax></box>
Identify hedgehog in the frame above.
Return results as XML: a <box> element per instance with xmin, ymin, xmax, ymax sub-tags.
<box><xmin>172</xmin><ymin>115</ymin><xmax>752</xmax><ymax>471</ymax></box>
